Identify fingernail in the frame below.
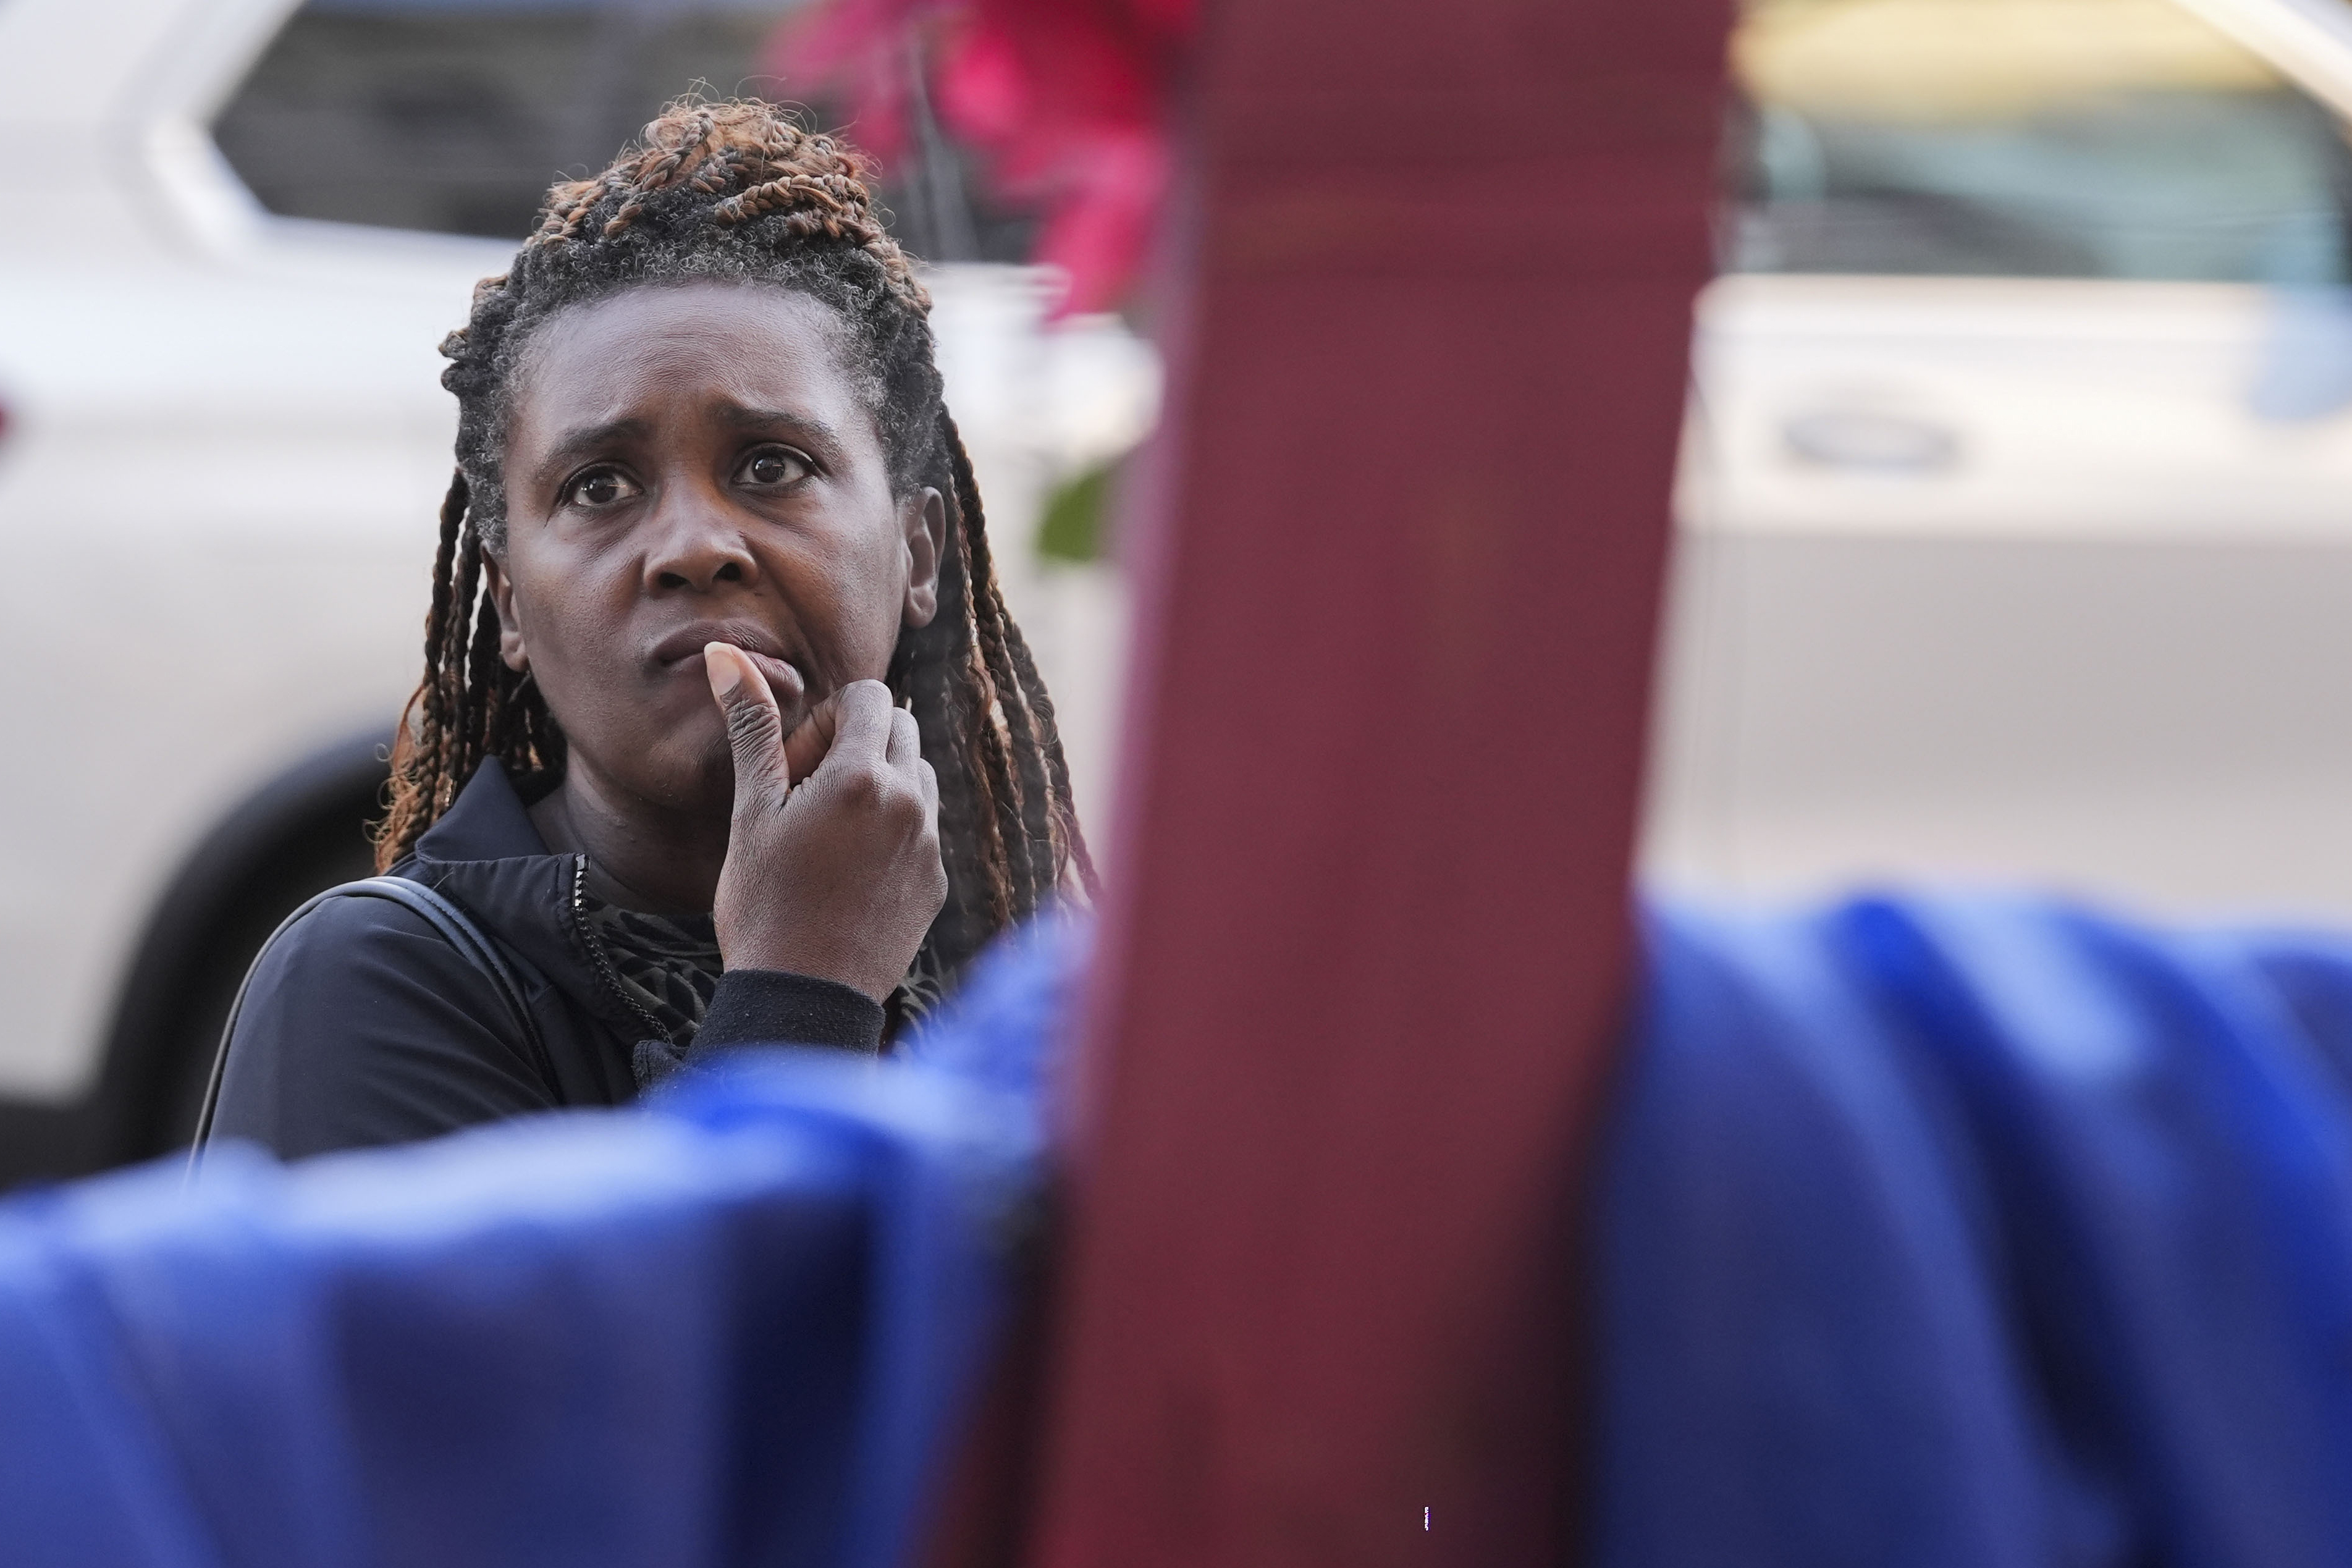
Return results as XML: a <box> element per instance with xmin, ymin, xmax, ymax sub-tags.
<box><xmin>704</xmin><ymin>642</ymin><xmax>742</xmax><ymax>698</ymax></box>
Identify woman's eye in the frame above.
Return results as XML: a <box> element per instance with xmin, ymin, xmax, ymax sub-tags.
<box><xmin>739</xmin><ymin>447</ymin><xmax>811</xmax><ymax>488</ymax></box>
<box><xmin>565</xmin><ymin>469</ymin><xmax>639</xmax><ymax>508</ymax></box>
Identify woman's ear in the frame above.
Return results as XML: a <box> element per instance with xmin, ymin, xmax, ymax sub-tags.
<box><xmin>483</xmin><ymin>549</ymin><xmax>531</xmax><ymax>672</ymax></box>
<box><xmin>901</xmin><ymin>487</ymin><xmax>946</xmax><ymax>630</ymax></box>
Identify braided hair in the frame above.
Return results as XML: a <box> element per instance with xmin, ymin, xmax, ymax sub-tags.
<box><xmin>375</xmin><ymin>97</ymin><xmax>1093</xmax><ymax>984</ymax></box>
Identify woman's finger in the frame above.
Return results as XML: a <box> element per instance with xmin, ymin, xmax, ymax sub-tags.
<box><xmin>886</xmin><ymin>706</ymin><xmax>921</xmax><ymax>769</ymax></box>
<box><xmin>780</xmin><ymin>689</ymin><xmax>843</xmax><ymax>786</ymax></box>
<box><xmin>817</xmin><ymin>680</ymin><xmax>896</xmax><ymax>768</ymax></box>
<box><xmin>704</xmin><ymin>643</ymin><xmax>788</xmax><ymax>812</ymax></box>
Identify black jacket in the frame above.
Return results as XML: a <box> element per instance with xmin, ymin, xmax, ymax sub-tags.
<box><xmin>209</xmin><ymin>762</ymin><xmax>884</xmax><ymax>1159</ymax></box>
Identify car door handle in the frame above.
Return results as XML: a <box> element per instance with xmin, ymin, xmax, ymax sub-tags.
<box><xmin>1782</xmin><ymin>409</ymin><xmax>1960</xmax><ymax>473</ymax></box>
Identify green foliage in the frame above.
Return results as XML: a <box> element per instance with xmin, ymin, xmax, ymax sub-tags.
<box><xmin>1036</xmin><ymin>461</ymin><xmax>1116</xmax><ymax>563</ymax></box>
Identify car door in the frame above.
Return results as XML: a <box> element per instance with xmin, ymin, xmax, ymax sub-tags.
<box><xmin>1648</xmin><ymin>0</ymin><xmax>2352</xmax><ymax>918</ymax></box>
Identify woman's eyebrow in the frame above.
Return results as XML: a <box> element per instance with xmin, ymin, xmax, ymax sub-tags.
<box><xmin>529</xmin><ymin>417</ymin><xmax>650</xmax><ymax>490</ymax></box>
<box><xmin>719</xmin><ymin>404</ymin><xmax>846</xmax><ymax>453</ymax></box>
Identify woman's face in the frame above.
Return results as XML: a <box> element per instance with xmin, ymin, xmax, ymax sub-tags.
<box><xmin>487</xmin><ymin>281</ymin><xmax>943</xmax><ymax>819</ymax></box>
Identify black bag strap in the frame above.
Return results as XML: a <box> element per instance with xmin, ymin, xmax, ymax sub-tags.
<box><xmin>188</xmin><ymin>876</ymin><xmax>557</xmax><ymax>1168</ymax></box>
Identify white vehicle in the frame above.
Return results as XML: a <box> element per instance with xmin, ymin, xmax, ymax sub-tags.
<box><xmin>1647</xmin><ymin>0</ymin><xmax>2352</xmax><ymax>921</ymax></box>
<box><xmin>0</xmin><ymin>0</ymin><xmax>1151</xmax><ymax>1178</ymax></box>
<box><xmin>9</xmin><ymin>0</ymin><xmax>2352</xmax><ymax>1183</ymax></box>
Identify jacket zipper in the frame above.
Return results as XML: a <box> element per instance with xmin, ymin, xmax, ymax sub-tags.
<box><xmin>570</xmin><ymin>854</ymin><xmax>673</xmax><ymax>1043</ymax></box>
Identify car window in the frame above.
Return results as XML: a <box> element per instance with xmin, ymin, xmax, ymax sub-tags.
<box><xmin>1726</xmin><ymin>0</ymin><xmax>2352</xmax><ymax>282</ymax></box>
<box><xmin>213</xmin><ymin>0</ymin><xmax>1031</xmax><ymax>258</ymax></box>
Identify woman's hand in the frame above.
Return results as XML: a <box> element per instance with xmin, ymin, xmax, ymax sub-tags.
<box><xmin>703</xmin><ymin>642</ymin><xmax>946</xmax><ymax>1000</ymax></box>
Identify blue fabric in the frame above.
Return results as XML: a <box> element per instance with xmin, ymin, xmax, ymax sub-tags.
<box><xmin>14</xmin><ymin>890</ymin><xmax>2352</xmax><ymax>1568</ymax></box>
<box><xmin>0</xmin><ymin>914</ymin><xmax>1087</xmax><ymax>1568</ymax></box>
<box><xmin>1596</xmin><ymin>894</ymin><xmax>2352</xmax><ymax>1568</ymax></box>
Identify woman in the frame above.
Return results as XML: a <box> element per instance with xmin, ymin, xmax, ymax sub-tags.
<box><xmin>209</xmin><ymin>98</ymin><xmax>1089</xmax><ymax>1159</ymax></box>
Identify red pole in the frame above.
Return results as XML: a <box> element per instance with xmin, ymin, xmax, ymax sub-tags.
<box><xmin>1029</xmin><ymin>1</ymin><xmax>1730</xmax><ymax>1562</ymax></box>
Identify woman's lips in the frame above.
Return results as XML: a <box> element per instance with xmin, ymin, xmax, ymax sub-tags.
<box><xmin>651</xmin><ymin>620</ymin><xmax>787</xmax><ymax>666</ymax></box>
<box><xmin>680</xmin><ymin>646</ymin><xmax>807</xmax><ymax>715</ymax></box>
<box><xmin>734</xmin><ymin>647</ymin><xmax>807</xmax><ymax>710</ymax></box>
<box><xmin>651</xmin><ymin>624</ymin><xmax>809</xmax><ymax>712</ymax></box>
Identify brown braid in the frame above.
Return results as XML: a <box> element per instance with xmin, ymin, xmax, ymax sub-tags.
<box><xmin>374</xmin><ymin>96</ymin><xmax>1085</xmax><ymax>984</ymax></box>
<box><xmin>946</xmin><ymin>419</ymin><xmax>1080</xmax><ymax>897</ymax></box>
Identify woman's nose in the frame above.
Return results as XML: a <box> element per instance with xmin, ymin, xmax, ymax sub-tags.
<box><xmin>643</xmin><ymin>487</ymin><xmax>757</xmax><ymax>592</ymax></box>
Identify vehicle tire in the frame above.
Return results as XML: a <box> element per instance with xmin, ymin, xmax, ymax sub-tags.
<box><xmin>93</xmin><ymin>736</ymin><xmax>390</xmax><ymax>1169</ymax></box>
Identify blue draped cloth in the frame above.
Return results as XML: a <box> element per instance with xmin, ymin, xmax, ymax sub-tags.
<box><xmin>9</xmin><ymin>895</ymin><xmax>2352</xmax><ymax>1567</ymax></box>
<box><xmin>1596</xmin><ymin>894</ymin><xmax>2352</xmax><ymax>1568</ymax></box>
<box><xmin>0</xmin><ymin>917</ymin><xmax>1082</xmax><ymax>1568</ymax></box>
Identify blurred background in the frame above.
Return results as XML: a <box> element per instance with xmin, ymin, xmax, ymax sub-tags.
<box><xmin>4</xmin><ymin>0</ymin><xmax>2352</xmax><ymax>1178</ymax></box>
<box><xmin>1649</xmin><ymin>0</ymin><xmax>2352</xmax><ymax>921</ymax></box>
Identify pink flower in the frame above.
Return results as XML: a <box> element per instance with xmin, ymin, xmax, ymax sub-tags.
<box><xmin>778</xmin><ymin>0</ymin><xmax>1194</xmax><ymax>313</ymax></box>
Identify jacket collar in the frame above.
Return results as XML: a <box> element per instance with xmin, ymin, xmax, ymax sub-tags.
<box><xmin>413</xmin><ymin>758</ymin><xmax>551</xmax><ymax>863</ymax></box>
<box><xmin>405</xmin><ymin>762</ymin><xmax>646</xmax><ymax>1039</ymax></box>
